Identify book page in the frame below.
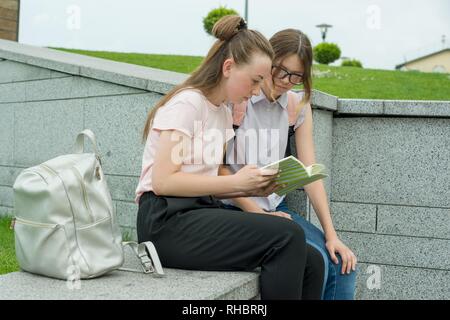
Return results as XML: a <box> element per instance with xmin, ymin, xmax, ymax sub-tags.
<box><xmin>261</xmin><ymin>156</ymin><xmax>328</xmax><ymax>196</ymax></box>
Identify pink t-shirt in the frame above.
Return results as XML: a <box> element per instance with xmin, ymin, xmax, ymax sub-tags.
<box><xmin>135</xmin><ymin>89</ymin><xmax>235</xmax><ymax>204</ymax></box>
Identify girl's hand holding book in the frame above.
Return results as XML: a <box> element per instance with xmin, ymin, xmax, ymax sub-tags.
<box><xmin>233</xmin><ymin>164</ymin><xmax>279</xmax><ymax>194</ymax></box>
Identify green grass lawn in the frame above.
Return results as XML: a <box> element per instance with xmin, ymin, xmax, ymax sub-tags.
<box><xmin>52</xmin><ymin>47</ymin><xmax>204</xmax><ymax>75</ymax></box>
<box><xmin>51</xmin><ymin>47</ymin><xmax>450</xmax><ymax>101</ymax></box>
<box><xmin>0</xmin><ymin>217</ymin><xmax>19</xmax><ymax>275</ymax></box>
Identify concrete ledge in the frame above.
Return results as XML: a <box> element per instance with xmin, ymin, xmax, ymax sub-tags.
<box><xmin>0</xmin><ymin>248</ymin><xmax>260</xmax><ymax>300</ymax></box>
<box><xmin>338</xmin><ymin>99</ymin><xmax>384</xmax><ymax>115</ymax></box>
<box><xmin>0</xmin><ymin>39</ymin><xmax>338</xmax><ymax>107</ymax></box>
<box><xmin>337</xmin><ymin>99</ymin><xmax>450</xmax><ymax>117</ymax></box>
<box><xmin>0</xmin><ymin>269</ymin><xmax>259</xmax><ymax>300</ymax></box>
<box><xmin>0</xmin><ymin>39</ymin><xmax>187</xmax><ymax>94</ymax></box>
<box><xmin>0</xmin><ymin>60</ymin><xmax>68</xmax><ymax>84</ymax></box>
<box><xmin>311</xmin><ymin>89</ymin><xmax>337</xmax><ymax>111</ymax></box>
<box><xmin>384</xmin><ymin>100</ymin><xmax>450</xmax><ymax>117</ymax></box>
<box><xmin>0</xmin><ymin>76</ymin><xmax>145</xmax><ymax>103</ymax></box>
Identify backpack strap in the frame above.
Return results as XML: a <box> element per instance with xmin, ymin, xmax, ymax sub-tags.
<box><xmin>74</xmin><ymin>129</ymin><xmax>100</xmax><ymax>155</ymax></box>
<box><xmin>285</xmin><ymin>91</ymin><xmax>307</xmax><ymax>157</ymax></box>
<box><xmin>120</xmin><ymin>241</ymin><xmax>165</xmax><ymax>277</ymax></box>
<box><xmin>232</xmin><ymin>101</ymin><xmax>248</xmax><ymax>127</ymax></box>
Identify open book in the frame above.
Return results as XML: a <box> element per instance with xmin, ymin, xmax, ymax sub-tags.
<box><xmin>260</xmin><ymin>156</ymin><xmax>328</xmax><ymax>196</ymax></box>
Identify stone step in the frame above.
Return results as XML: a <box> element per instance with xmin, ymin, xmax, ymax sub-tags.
<box><xmin>0</xmin><ymin>248</ymin><xmax>259</xmax><ymax>300</ymax></box>
<box><xmin>0</xmin><ymin>269</ymin><xmax>259</xmax><ymax>300</ymax></box>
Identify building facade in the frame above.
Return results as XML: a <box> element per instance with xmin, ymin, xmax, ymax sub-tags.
<box><xmin>0</xmin><ymin>0</ymin><xmax>19</xmax><ymax>41</ymax></box>
<box><xmin>396</xmin><ymin>48</ymin><xmax>450</xmax><ymax>73</ymax></box>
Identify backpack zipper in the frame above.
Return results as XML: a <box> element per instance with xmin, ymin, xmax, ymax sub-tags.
<box><xmin>14</xmin><ymin>216</ymin><xmax>60</xmax><ymax>229</ymax></box>
<box><xmin>76</xmin><ymin>216</ymin><xmax>109</xmax><ymax>230</ymax></box>
<box><xmin>70</xmin><ymin>167</ymin><xmax>95</xmax><ymax>223</ymax></box>
<box><xmin>95</xmin><ymin>154</ymin><xmax>102</xmax><ymax>180</ymax></box>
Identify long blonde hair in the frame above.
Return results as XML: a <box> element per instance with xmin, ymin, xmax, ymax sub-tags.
<box><xmin>141</xmin><ymin>15</ymin><xmax>274</xmax><ymax>143</ymax></box>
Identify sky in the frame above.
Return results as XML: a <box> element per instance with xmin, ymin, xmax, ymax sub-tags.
<box><xmin>18</xmin><ymin>0</ymin><xmax>450</xmax><ymax>70</ymax></box>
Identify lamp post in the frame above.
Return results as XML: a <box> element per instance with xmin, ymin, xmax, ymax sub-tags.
<box><xmin>316</xmin><ymin>23</ymin><xmax>333</xmax><ymax>42</ymax></box>
<box><xmin>244</xmin><ymin>0</ymin><xmax>248</xmax><ymax>24</ymax></box>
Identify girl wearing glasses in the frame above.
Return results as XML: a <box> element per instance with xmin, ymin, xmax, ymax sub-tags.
<box><xmin>221</xmin><ymin>29</ymin><xmax>357</xmax><ymax>300</ymax></box>
<box><xmin>136</xmin><ymin>17</ymin><xmax>325</xmax><ymax>299</ymax></box>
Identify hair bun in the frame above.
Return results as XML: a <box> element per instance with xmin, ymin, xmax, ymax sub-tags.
<box><xmin>212</xmin><ymin>15</ymin><xmax>247</xmax><ymax>41</ymax></box>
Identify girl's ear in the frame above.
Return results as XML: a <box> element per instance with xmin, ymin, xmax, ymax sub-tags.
<box><xmin>222</xmin><ymin>58</ymin><xmax>235</xmax><ymax>78</ymax></box>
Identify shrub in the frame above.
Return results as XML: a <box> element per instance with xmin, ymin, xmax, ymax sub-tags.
<box><xmin>341</xmin><ymin>59</ymin><xmax>363</xmax><ymax>68</ymax></box>
<box><xmin>203</xmin><ymin>6</ymin><xmax>239</xmax><ymax>36</ymax></box>
<box><xmin>313</xmin><ymin>42</ymin><xmax>341</xmax><ymax>65</ymax></box>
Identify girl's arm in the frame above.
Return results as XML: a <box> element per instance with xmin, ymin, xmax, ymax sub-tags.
<box><xmin>294</xmin><ymin>103</ymin><xmax>337</xmax><ymax>238</ymax></box>
<box><xmin>152</xmin><ymin>130</ymin><xmax>275</xmax><ymax>197</ymax></box>
<box><xmin>218</xmin><ymin>165</ymin><xmax>268</xmax><ymax>213</ymax></box>
<box><xmin>295</xmin><ymin>103</ymin><xmax>357</xmax><ymax>273</ymax></box>
<box><xmin>218</xmin><ymin>165</ymin><xmax>292</xmax><ymax>219</ymax></box>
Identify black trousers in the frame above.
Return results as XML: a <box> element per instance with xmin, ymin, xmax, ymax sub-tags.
<box><xmin>137</xmin><ymin>191</ymin><xmax>324</xmax><ymax>300</ymax></box>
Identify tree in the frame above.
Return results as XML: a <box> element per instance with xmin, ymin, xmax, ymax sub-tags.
<box><xmin>313</xmin><ymin>42</ymin><xmax>341</xmax><ymax>65</ymax></box>
<box><xmin>203</xmin><ymin>6</ymin><xmax>238</xmax><ymax>36</ymax></box>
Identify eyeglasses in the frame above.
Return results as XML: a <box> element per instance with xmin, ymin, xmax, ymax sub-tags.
<box><xmin>271</xmin><ymin>65</ymin><xmax>304</xmax><ymax>85</ymax></box>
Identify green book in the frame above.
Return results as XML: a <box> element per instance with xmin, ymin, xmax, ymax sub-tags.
<box><xmin>260</xmin><ymin>155</ymin><xmax>329</xmax><ymax>196</ymax></box>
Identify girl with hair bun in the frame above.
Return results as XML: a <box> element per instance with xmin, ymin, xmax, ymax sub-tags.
<box><xmin>135</xmin><ymin>16</ymin><xmax>324</xmax><ymax>300</ymax></box>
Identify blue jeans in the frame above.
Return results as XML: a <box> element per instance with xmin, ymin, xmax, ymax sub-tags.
<box><xmin>222</xmin><ymin>201</ymin><xmax>357</xmax><ymax>300</ymax></box>
<box><xmin>276</xmin><ymin>200</ymin><xmax>357</xmax><ymax>300</ymax></box>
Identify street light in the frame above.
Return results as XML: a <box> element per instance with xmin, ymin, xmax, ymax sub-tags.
<box><xmin>316</xmin><ymin>23</ymin><xmax>333</xmax><ymax>42</ymax></box>
<box><xmin>244</xmin><ymin>0</ymin><xmax>248</xmax><ymax>25</ymax></box>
